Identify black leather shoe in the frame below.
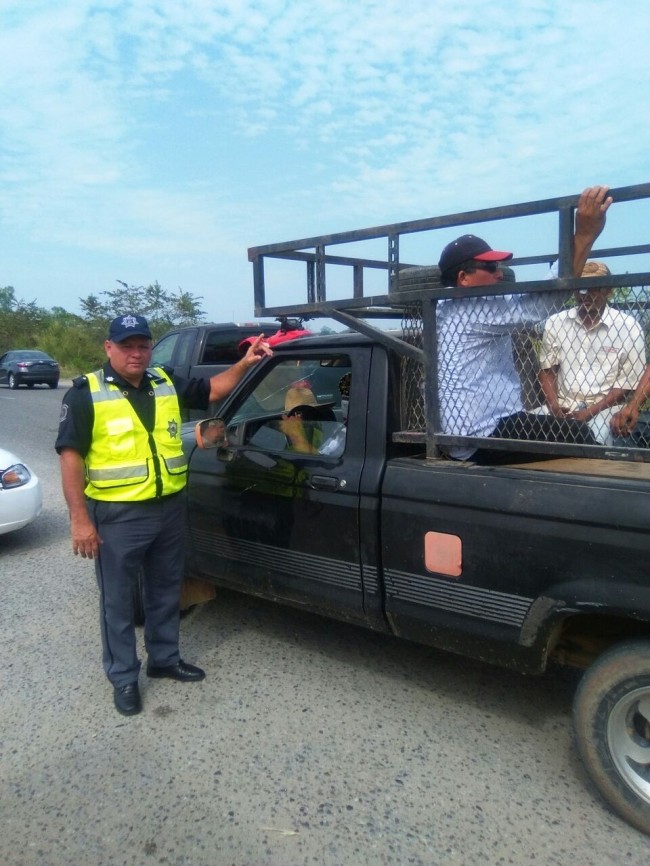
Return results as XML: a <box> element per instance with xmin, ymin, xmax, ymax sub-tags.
<box><xmin>146</xmin><ymin>659</ymin><xmax>205</xmax><ymax>682</ymax></box>
<box><xmin>113</xmin><ymin>682</ymin><xmax>142</xmax><ymax>716</ymax></box>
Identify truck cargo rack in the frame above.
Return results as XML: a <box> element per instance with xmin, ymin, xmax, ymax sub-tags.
<box><xmin>249</xmin><ymin>183</ymin><xmax>650</xmax><ymax>461</ymax></box>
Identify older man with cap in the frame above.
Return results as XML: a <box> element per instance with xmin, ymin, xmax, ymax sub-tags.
<box><xmin>56</xmin><ymin>313</ymin><xmax>271</xmax><ymax>716</ymax></box>
<box><xmin>538</xmin><ymin>261</ymin><xmax>646</xmax><ymax>444</ymax></box>
<box><xmin>434</xmin><ymin>186</ymin><xmax>612</xmax><ymax>461</ymax></box>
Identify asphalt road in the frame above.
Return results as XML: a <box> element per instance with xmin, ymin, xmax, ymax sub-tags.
<box><xmin>1</xmin><ymin>382</ymin><xmax>650</xmax><ymax>866</ymax></box>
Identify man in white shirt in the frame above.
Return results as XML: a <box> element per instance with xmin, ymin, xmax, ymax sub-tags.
<box><xmin>538</xmin><ymin>262</ymin><xmax>646</xmax><ymax>444</ymax></box>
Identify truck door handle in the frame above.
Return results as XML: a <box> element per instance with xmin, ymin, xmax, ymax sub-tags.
<box><xmin>310</xmin><ymin>475</ymin><xmax>341</xmax><ymax>490</ymax></box>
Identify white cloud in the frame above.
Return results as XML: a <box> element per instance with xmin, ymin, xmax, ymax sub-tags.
<box><xmin>0</xmin><ymin>0</ymin><xmax>648</xmax><ymax>320</ymax></box>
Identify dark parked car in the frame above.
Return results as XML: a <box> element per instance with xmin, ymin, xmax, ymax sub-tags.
<box><xmin>0</xmin><ymin>350</ymin><xmax>60</xmax><ymax>389</ymax></box>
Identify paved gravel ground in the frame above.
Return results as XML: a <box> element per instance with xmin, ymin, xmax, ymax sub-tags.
<box><xmin>2</xmin><ymin>383</ymin><xmax>650</xmax><ymax>866</ymax></box>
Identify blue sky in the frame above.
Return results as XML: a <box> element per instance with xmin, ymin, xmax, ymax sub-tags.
<box><xmin>2</xmin><ymin>0</ymin><xmax>649</xmax><ymax>323</ymax></box>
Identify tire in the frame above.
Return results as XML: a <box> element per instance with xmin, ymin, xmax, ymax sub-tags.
<box><xmin>27</xmin><ymin>382</ymin><xmax>35</xmax><ymax>389</ymax></box>
<box><xmin>132</xmin><ymin>569</ymin><xmax>145</xmax><ymax>627</ymax></box>
<box><xmin>49</xmin><ymin>381</ymin><xmax>59</xmax><ymax>389</ymax></box>
<box><xmin>8</xmin><ymin>373</ymin><xmax>18</xmax><ymax>389</ymax></box>
<box><xmin>573</xmin><ymin>639</ymin><xmax>650</xmax><ymax>834</ymax></box>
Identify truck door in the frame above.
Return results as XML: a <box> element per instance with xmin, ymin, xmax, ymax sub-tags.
<box><xmin>186</xmin><ymin>348</ymin><xmax>372</xmax><ymax>623</ymax></box>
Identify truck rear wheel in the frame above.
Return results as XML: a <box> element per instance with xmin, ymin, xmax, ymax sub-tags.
<box><xmin>573</xmin><ymin>640</ymin><xmax>650</xmax><ymax>834</ymax></box>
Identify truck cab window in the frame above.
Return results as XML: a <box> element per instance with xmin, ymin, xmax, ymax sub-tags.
<box><xmin>227</xmin><ymin>355</ymin><xmax>352</xmax><ymax>457</ymax></box>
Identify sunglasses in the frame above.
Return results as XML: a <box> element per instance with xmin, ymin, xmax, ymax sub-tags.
<box><xmin>470</xmin><ymin>261</ymin><xmax>501</xmax><ymax>274</ymax></box>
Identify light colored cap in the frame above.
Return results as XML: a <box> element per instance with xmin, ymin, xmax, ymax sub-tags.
<box><xmin>581</xmin><ymin>261</ymin><xmax>611</xmax><ymax>278</ymax></box>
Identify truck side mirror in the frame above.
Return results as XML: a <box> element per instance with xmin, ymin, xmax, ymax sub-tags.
<box><xmin>195</xmin><ymin>418</ymin><xmax>226</xmax><ymax>449</ymax></box>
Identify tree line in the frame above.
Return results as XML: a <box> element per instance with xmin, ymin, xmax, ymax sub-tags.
<box><xmin>0</xmin><ymin>282</ymin><xmax>205</xmax><ymax>374</ymax></box>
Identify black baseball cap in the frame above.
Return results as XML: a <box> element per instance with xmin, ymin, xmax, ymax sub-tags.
<box><xmin>108</xmin><ymin>314</ymin><xmax>153</xmax><ymax>343</ymax></box>
<box><xmin>438</xmin><ymin>234</ymin><xmax>513</xmax><ymax>273</ymax></box>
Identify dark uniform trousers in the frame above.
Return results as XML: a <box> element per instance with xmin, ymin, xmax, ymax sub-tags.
<box><xmin>87</xmin><ymin>493</ymin><xmax>186</xmax><ymax>687</ymax></box>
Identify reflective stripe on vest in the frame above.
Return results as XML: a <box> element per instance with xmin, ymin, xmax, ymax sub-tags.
<box><xmin>84</xmin><ymin>368</ymin><xmax>187</xmax><ymax>501</ymax></box>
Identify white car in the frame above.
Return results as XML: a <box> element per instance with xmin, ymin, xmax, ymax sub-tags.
<box><xmin>0</xmin><ymin>447</ymin><xmax>43</xmax><ymax>535</ymax></box>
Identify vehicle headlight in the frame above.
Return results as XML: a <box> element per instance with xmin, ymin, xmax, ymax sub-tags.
<box><xmin>1</xmin><ymin>464</ymin><xmax>32</xmax><ymax>489</ymax></box>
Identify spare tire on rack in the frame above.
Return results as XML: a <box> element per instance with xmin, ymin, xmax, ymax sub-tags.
<box><xmin>392</xmin><ymin>265</ymin><xmax>442</xmax><ymax>295</ymax></box>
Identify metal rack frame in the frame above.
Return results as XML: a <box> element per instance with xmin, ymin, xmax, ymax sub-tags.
<box><xmin>248</xmin><ymin>183</ymin><xmax>650</xmax><ymax>460</ymax></box>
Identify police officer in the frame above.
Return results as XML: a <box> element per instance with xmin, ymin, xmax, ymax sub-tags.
<box><xmin>56</xmin><ymin>313</ymin><xmax>271</xmax><ymax>716</ymax></box>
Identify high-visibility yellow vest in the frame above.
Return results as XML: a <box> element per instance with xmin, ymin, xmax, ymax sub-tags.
<box><xmin>84</xmin><ymin>368</ymin><xmax>187</xmax><ymax>501</ymax></box>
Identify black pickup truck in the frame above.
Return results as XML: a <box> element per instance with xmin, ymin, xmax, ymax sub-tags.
<box><xmin>182</xmin><ymin>184</ymin><xmax>650</xmax><ymax>834</ymax></box>
<box><xmin>151</xmin><ymin>321</ymin><xmax>274</xmax><ymax>418</ymax></box>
